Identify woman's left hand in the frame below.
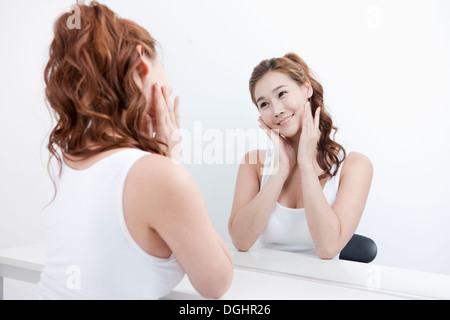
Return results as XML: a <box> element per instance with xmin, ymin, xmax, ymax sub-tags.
<box><xmin>298</xmin><ymin>101</ymin><xmax>321</xmax><ymax>168</ymax></box>
<box><xmin>147</xmin><ymin>83</ymin><xmax>181</xmax><ymax>163</ymax></box>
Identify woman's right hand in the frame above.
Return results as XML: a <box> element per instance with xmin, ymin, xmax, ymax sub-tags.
<box><xmin>146</xmin><ymin>82</ymin><xmax>181</xmax><ymax>163</ymax></box>
<box><xmin>258</xmin><ymin>117</ymin><xmax>296</xmax><ymax>178</ymax></box>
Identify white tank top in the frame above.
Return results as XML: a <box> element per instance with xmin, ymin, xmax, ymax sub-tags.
<box><xmin>37</xmin><ymin>149</ymin><xmax>185</xmax><ymax>300</ymax></box>
<box><xmin>257</xmin><ymin>149</ymin><xmax>343</xmax><ymax>257</ymax></box>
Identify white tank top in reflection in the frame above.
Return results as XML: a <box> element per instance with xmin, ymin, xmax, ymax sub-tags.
<box><xmin>257</xmin><ymin>149</ymin><xmax>344</xmax><ymax>257</ymax></box>
<box><xmin>37</xmin><ymin>149</ymin><xmax>185</xmax><ymax>300</ymax></box>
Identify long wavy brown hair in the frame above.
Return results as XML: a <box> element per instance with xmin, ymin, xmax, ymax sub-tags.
<box><xmin>44</xmin><ymin>2</ymin><xmax>165</xmax><ymax>190</ymax></box>
<box><xmin>249</xmin><ymin>53</ymin><xmax>346</xmax><ymax>180</ymax></box>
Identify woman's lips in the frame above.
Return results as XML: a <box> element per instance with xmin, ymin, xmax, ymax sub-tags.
<box><xmin>277</xmin><ymin>114</ymin><xmax>294</xmax><ymax>127</ymax></box>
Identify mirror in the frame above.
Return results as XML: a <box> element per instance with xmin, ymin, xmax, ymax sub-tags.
<box><xmin>164</xmin><ymin>0</ymin><xmax>449</xmax><ymax>277</ymax></box>
<box><xmin>156</xmin><ymin>0</ymin><xmax>450</xmax><ymax>276</ymax></box>
<box><xmin>1</xmin><ymin>0</ymin><xmax>449</xmax><ymax>295</ymax></box>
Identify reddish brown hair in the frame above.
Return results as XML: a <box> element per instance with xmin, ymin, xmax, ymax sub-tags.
<box><xmin>249</xmin><ymin>53</ymin><xmax>346</xmax><ymax>180</ymax></box>
<box><xmin>45</xmin><ymin>2</ymin><xmax>164</xmax><ymax>182</ymax></box>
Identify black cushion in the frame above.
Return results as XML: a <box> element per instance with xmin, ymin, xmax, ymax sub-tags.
<box><xmin>339</xmin><ymin>234</ymin><xmax>377</xmax><ymax>263</ymax></box>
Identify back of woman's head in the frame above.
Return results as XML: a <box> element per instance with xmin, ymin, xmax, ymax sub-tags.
<box><xmin>45</xmin><ymin>1</ymin><xmax>163</xmax><ymax>168</ymax></box>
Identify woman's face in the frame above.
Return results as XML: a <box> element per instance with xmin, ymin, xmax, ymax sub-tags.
<box><xmin>254</xmin><ymin>71</ymin><xmax>312</xmax><ymax>138</ymax></box>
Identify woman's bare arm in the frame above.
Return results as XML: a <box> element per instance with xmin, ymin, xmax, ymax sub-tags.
<box><xmin>228</xmin><ymin>150</ymin><xmax>289</xmax><ymax>251</ymax></box>
<box><xmin>129</xmin><ymin>155</ymin><xmax>233</xmax><ymax>299</ymax></box>
<box><xmin>300</xmin><ymin>152</ymin><xmax>373</xmax><ymax>259</ymax></box>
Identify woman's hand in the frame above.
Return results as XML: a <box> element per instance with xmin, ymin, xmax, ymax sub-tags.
<box><xmin>146</xmin><ymin>82</ymin><xmax>181</xmax><ymax>163</ymax></box>
<box><xmin>258</xmin><ymin>116</ymin><xmax>296</xmax><ymax>178</ymax></box>
<box><xmin>298</xmin><ymin>101</ymin><xmax>321</xmax><ymax>169</ymax></box>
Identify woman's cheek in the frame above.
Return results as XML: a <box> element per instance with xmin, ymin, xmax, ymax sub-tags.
<box><xmin>263</xmin><ymin>120</ymin><xmax>273</xmax><ymax>130</ymax></box>
<box><xmin>260</xmin><ymin>111</ymin><xmax>273</xmax><ymax>129</ymax></box>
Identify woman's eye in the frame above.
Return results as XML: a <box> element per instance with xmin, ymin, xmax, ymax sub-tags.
<box><xmin>279</xmin><ymin>91</ymin><xmax>287</xmax><ymax>98</ymax></box>
<box><xmin>260</xmin><ymin>102</ymin><xmax>268</xmax><ymax>108</ymax></box>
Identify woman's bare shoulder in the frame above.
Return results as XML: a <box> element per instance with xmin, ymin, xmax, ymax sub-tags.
<box><xmin>241</xmin><ymin>149</ymin><xmax>268</xmax><ymax>168</ymax></box>
<box><xmin>341</xmin><ymin>151</ymin><xmax>373</xmax><ymax>179</ymax></box>
<box><xmin>129</xmin><ymin>154</ymin><xmax>193</xmax><ymax>189</ymax></box>
<box><xmin>240</xmin><ymin>149</ymin><xmax>268</xmax><ymax>179</ymax></box>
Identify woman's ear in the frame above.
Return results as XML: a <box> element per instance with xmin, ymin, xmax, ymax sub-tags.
<box><xmin>135</xmin><ymin>44</ymin><xmax>149</xmax><ymax>76</ymax></box>
<box><xmin>304</xmin><ymin>79</ymin><xmax>313</xmax><ymax>99</ymax></box>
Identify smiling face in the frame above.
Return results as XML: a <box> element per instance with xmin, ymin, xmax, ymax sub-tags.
<box><xmin>254</xmin><ymin>71</ymin><xmax>312</xmax><ymax>137</ymax></box>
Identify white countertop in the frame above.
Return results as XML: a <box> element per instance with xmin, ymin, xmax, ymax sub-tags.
<box><xmin>228</xmin><ymin>245</ymin><xmax>450</xmax><ymax>300</ymax></box>
<box><xmin>0</xmin><ymin>243</ymin><xmax>45</xmax><ymax>272</ymax></box>
<box><xmin>1</xmin><ymin>243</ymin><xmax>449</xmax><ymax>300</ymax></box>
<box><xmin>165</xmin><ymin>267</ymin><xmax>407</xmax><ymax>300</ymax></box>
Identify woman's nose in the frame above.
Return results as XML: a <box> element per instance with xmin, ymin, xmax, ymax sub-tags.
<box><xmin>272</xmin><ymin>102</ymin><xmax>285</xmax><ymax>118</ymax></box>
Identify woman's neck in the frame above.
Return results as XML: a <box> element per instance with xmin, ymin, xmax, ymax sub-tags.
<box><xmin>288</xmin><ymin>130</ymin><xmax>327</xmax><ymax>179</ymax></box>
<box><xmin>288</xmin><ymin>131</ymin><xmax>301</xmax><ymax>154</ymax></box>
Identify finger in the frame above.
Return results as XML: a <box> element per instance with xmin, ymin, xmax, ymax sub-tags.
<box><xmin>153</xmin><ymin>82</ymin><xmax>167</xmax><ymax>127</ymax></box>
<box><xmin>258</xmin><ymin>122</ymin><xmax>270</xmax><ymax>135</ymax></box>
<box><xmin>303</xmin><ymin>101</ymin><xmax>311</xmax><ymax>126</ymax></box>
<box><xmin>174</xmin><ymin>96</ymin><xmax>180</xmax><ymax>128</ymax></box>
<box><xmin>258</xmin><ymin>117</ymin><xmax>274</xmax><ymax>130</ymax></box>
<box><xmin>257</xmin><ymin>117</ymin><xmax>281</xmax><ymax>140</ymax></box>
<box><xmin>314</xmin><ymin>107</ymin><xmax>321</xmax><ymax>131</ymax></box>
<box><xmin>258</xmin><ymin>117</ymin><xmax>267</xmax><ymax>128</ymax></box>
<box><xmin>144</xmin><ymin>114</ymin><xmax>153</xmax><ymax>135</ymax></box>
<box><xmin>262</xmin><ymin>125</ymin><xmax>282</xmax><ymax>144</ymax></box>
<box><xmin>308</xmin><ymin>101</ymin><xmax>314</xmax><ymax>120</ymax></box>
<box><xmin>257</xmin><ymin>118</ymin><xmax>271</xmax><ymax>134</ymax></box>
<box><xmin>163</xmin><ymin>86</ymin><xmax>180</xmax><ymax>128</ymax></box>
<box><xmin>258</xmin><ymin>125</ymin><xmax>273</xmax><ymax>145</ymax></box>
<box><xmin>304</xmin><ymin>101</ymin><xmax>309</xmax><ymax>117</ymax></box>
<box><xmin>307</xmin><ymin>102</ymin><xmax>315</xmax><ymax>127</ymax></box>
<box><xmin>161</xmin><ymin>85</ymin><xmax>172</xmax><ymax>112</ymax></box>
<box><xmin>258</xmin><ymin>118</ymin><xmax>271</xmax><ymax>133</ymax></box>
<box><xmin>160</xmin><ymin>85</ymin><xmax>173</xmax><ymax>124</ymax></box>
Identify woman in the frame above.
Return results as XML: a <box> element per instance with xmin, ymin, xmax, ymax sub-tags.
<box><xmin>228</xmin><ymin>53</ymin><xmax>373</xmax><ymax>259</ymax></box>
<box><xmin>37</xmin><ymin>2</ymin><xmax>232</xmax><ymax>299</ymax></box>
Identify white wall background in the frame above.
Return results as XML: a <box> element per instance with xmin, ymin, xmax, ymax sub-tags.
<box><xmin>1</xmin><ymin>0</ymin><xmax>449</xmax><ymax>299</ymax></box>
